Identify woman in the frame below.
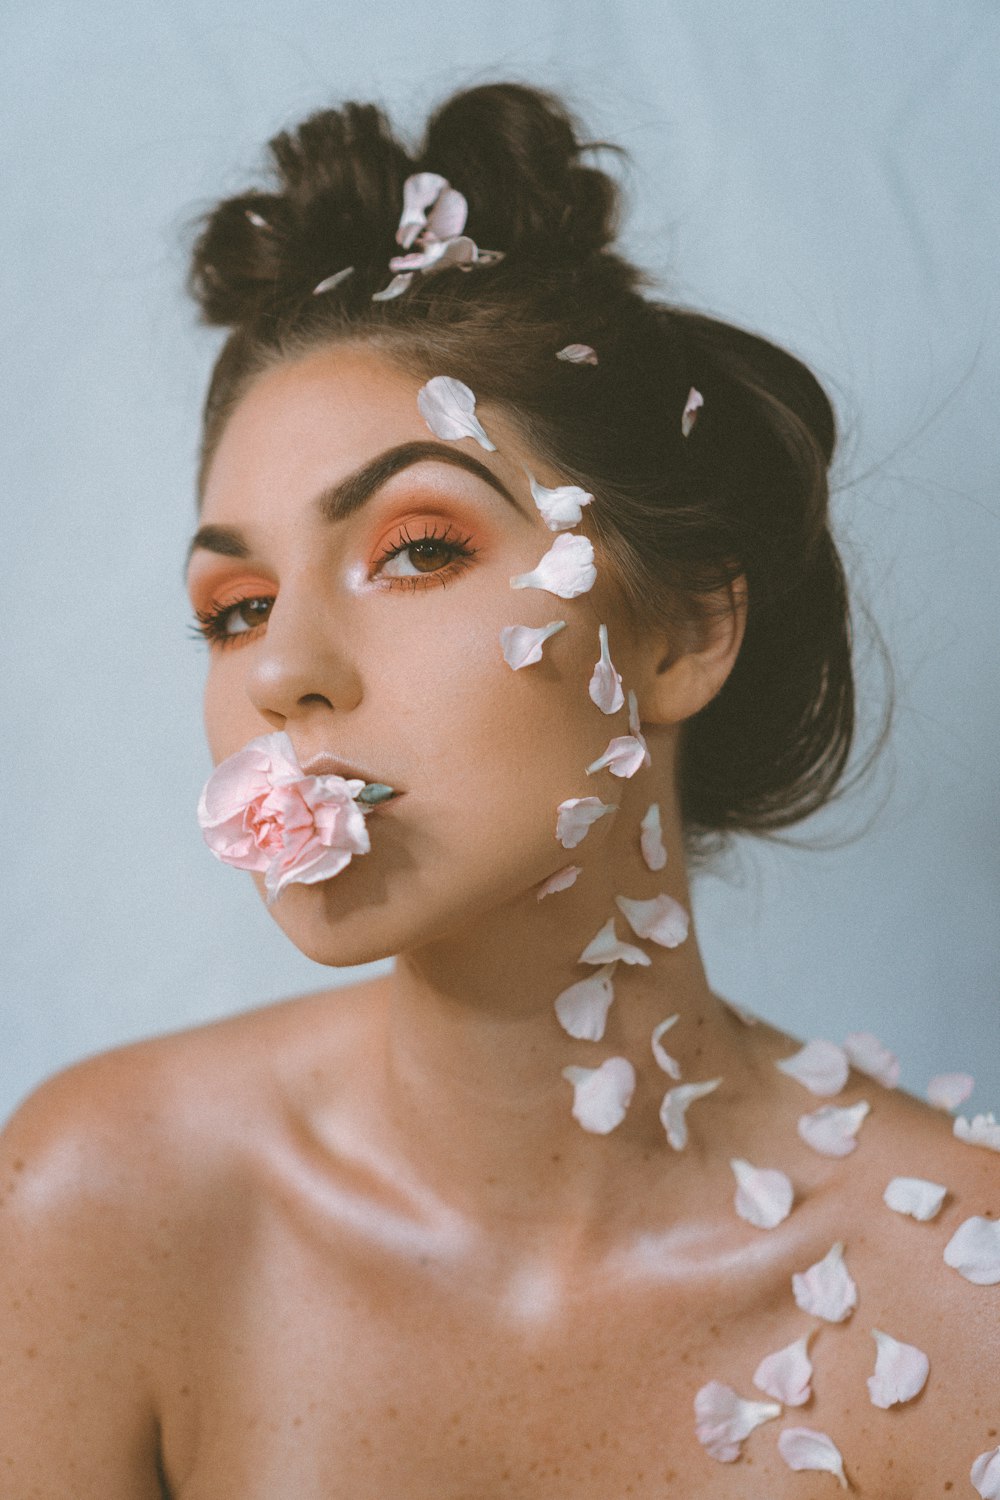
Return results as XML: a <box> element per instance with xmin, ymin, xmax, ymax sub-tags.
<box><xmin>2</xmin><ymin>82</ymin><xmax>997</xmax><ymax>1498</ymax></box>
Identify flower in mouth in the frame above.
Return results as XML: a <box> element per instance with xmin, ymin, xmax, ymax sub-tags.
<box><xmin>197</xmin><ymin>731</ymin><xmax>383</xmax><ymax>905</ymax></box>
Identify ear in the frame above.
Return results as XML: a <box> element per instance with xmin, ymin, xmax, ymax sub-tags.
<box><xmin>635</xmin><ymin>574</ymin><xmax>748</xmax><ymax>727</ymax></box>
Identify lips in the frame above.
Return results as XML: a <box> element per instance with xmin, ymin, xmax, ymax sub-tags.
<box><xmin>299</xmin><ymin>752</ymin><xmax>402</xmax><ymax>797</ymax></box>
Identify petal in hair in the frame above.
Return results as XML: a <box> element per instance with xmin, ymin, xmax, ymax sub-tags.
<box><xmin>536</xmin><ymin>864</ymin><xmax>581</xmax><ymax>900</ymax></box>
<box><xmin>792</xmin><ymin>1241</ymin><xmax>857</xmax><ymax>1322</ymax></box>
<box><xmin>555</xmin><ymin>796</ymin><xmax>616</xmax><ymax>849</ymax></box>
<box><xmin>588</xmin><ymin>624</ymin><xmax>625</xmax><ymax>713</ymax></box>
<box><xmin>651</xmin><ymin>1015</ymin><xmax>682</xmax><ymax>1079</ymax></box>
<box><xmin>562</xmin><ymin>1057</ymin><xmax>636</xmax><ymax>1134</ymax></box>
<box><xmin>797</xmin><ymin>1100</ymin><xmax>871</xmax><ymax>1157</ymax></box>
<box><xmin>371</xmin><ymin>271</ymin><xmax>415</xmax><ymax>301</ymax></box>
<box><xmin>927</xmin><ymin>1072</ymin><xmax>975</xmax><ymax>1110</ymax></box>
<box><xmin>753</xmin><ymin>1333</ymin><xmax>813</xmax><ymax>1406</ymax></box>
<box><xmin>587</xmin><ymin>735</ymin><xmax>648</xmax><ymax>778</ymax></box>
<box><xmin>510</xmin><ymin>532</ymin><xmax>597</xmax><ymax>598</ymax></box>
<box><xmin>681</xmin><ymin>387</ymin><xmax>704</xmax><ymax>437</ymax></box>
<box><xmin>730</xmin><ymin>1158</ymin><xmax>794</xmax><ymax>1229</ymax></box>
<box><xmin>867</xmin><ymin>1329</ymin><xmax>929</xmax><ymax>1408</ymax></box>
<box><xmin>417</xmin><ymin>376</ymin><xmax>496</xmax><ymax>451</ymax></box>
<box><xmin>395</xmin><ymin>171</ymin><xmax>451</xmax><ymax>248</ymax></box>
<box><xmin>312</xmin><ymin>266</ymin><xmax>355</xmax><ymax>295</ymax></box>
<box><xmin>579</xmin><ymin>916</ymin><xmax>651</xmax><ymax>967</ymax></box>
<box><xmin>776</xmin><ymin>1039</ymin><xmax>849</xmax><ymax>1097</ymax></box>
<box><xmin>844</xmin><ymin>1030</ymin><xmax>899</xmax><ymax>1088</ymax></box>
<box><xmin>660</xmin><ymin>1078</ymin><xmax>722</xmax><ymax>1151</ymax></box>
<box><xmin>554</xmin><ymin>963</ymin><xmax>617</xmax><ymax>1040</ymax></box>
<box><xmin>499</xmin><ymin>620</ymin><xmax>566</xmax><ymax>669</ymax></box>
<box><xmin>777</xmin><ymin>1427</ymin><xmax>848</xmax><ymax>1489</ymax></box>
<box><xmin>244</xmin><ymin>207</ymin><xmax>270</xmax><ymax>228</ymax></box>
<box><xmin>943</xmin><ymin>1215</ymin><xmax>1000</xmax><ymax>1285</ymax></box>
<box><xmin>640</xmin><ymin>801</ymin><xmax>667</xmax><ymax>871</ymax></box>
<box><xmin>693</xmin><ymin>1380</ymin><xmax>780</xmax><ymax>1463</ymax></box>
<box><xmin>615</xmin><ymin>892</ymin><xmax>689</xmax><ymax>949</ymax></box>
<box><xmin>527</xmin><ymin>470</ymin><xmax>595</xmax><ymax>532</ymax></box>
<box><xmin>556</xmin><ymin>343</ymin><xmax>599</xmax><ymax>364</ymax></box>
<box><xmin>972</xmin><ymin>1447</ymin><xmax>1000</xmax><ymax>1499</ymax></box>
<box><xmin>954</xmin><ymin>1112</ymin><xmax>1000</xmax><ymax>1153</ymax></box>
<box><xmin>883</xmin><ymin>1176</ymin><xmax>947</xmax><ymax>1221</ymax></box>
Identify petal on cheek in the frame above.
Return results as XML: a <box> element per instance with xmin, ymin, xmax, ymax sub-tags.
<box><xmin>510</xmin><ymin>533</ymin><xmax>597</xmax><ymax>597</ymax></box>
<box><xmin>526</xmin><ymin>470</ymin><xmax>594</xmax><ymax>532</ymax></box>
<box><xmin>499</xmin><ymin>620</ymin><xmax>566</xmax><ymax>669</ymax></box>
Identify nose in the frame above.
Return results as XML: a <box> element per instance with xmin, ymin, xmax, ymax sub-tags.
<box><xmin>244</xmin><ymin>576</ymin><xmax>363</xmax><ymax>729</ymax></box>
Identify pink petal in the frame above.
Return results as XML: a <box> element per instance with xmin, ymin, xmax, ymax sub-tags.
<box><xmin>579</xmin><ymin>916</ymin><xmax>651</xmax><ymax>967</ymax></box>
<box><xmin>954</xmin><ymin>1112</ymin><xmax>1000</xmax><ymax>1152</ymax></box>
<box><xmin>776</xmin><ymin>1039</ymin><xmax>849</xmax><ymax>1096</ymax></box>
<box><xmin>417</xmin><ymin>376</ymin><xmax>496</xmax><ymax>451</ymax></box>
<box><xmin>244</xmin><ymin>207</ymin><xmax>270</xmax><ymax>228</ymax></box>
<box><xmin>588</xmin><ymin>624</ymin><xmax>625</xmax><ymax>713</ymax></box>
<box><xmin>681</xmin><ymin>387</ymin><xmax>704</xmax><ymax>438</ymax></box>
<box><xmin>536</xmin><ymin>864</ymin><xmax>581</xmax><ymax>900</ymax></box>
<box><xmin>389</xmin><ymin>233</ymin><xmax>479</xmax><ymax>273</ymax></box>
<box><xmin>753</xmin><ymin>1333</ymin><xmax>813</xmax><ymax>1406</ymax></box>
<box><xmin>660</xmin><ymin>1079</ymin><xmax>722</xmax><ymax>1150</ymax></box>
<box><xmin>693</xmin><ymin>1380</ymin><xmax>781</xmax><ymax>1463</ymax></box>
<box><xmin>510</xmin><ymin>532</ymin><xmax>597</xmax><ymax>598</ymax></box>
<box><xmin>425</xmin><ymin>184</ymin><xmax>468</xmax><ymax>241</ymax></box>
<box><xmin>972</xmin><ymin>1446</ymin><xmax>1000</xmax><ymax>1499</ymax></box>
<box><xmin>797</xmin><ymin>1100</ymin><xmax>871</xmax><ymax>1157</ymax></box>
<box><xmin>554</xmin><ymin>963</ymin><xmax>616</xmax><ymax>1040</ymax></box>
<box><xmin>499</xmin><ymin>620</ymin><xmax>566</xmax><ymax>669</ymax></box>
<box><xmin>562</xmin><ymin>1057</ymin><xmax>636</xmax><ymax>1134</ymax></box>
<box><xmin>626</xmin><ymin>689</ymin><xmax>652</xmax><ymax>767</ymax></box>
<box><xmin>615</xmin><ymin>892</ymin><xmax>689</xmax><ymax>948</ymax></box>
<box><xmin>639</xmin><ymin>802</ymin><xmax>667</xmax><ymax>871</ymax></box>
<box><xmin>312</xmin><ymin>265</ymin><xmax>354</xmax><ymax>295</ymax></box>
<box><xmin>777</xmin><ymin>1427</ymin><xmax>848</xmax><ymax>1489</ymax></box>
<box><xmin>844</xmin><ymin>1030</ymin><xmax>900</xmax><ymax>1088</ymax></box>
<box><xmin>943</xmin><ymin>1215</ymin><xmax>1000</xmax><ymax>1285</ymax></box>
<box><xmin>867</xmin><ymin>1328</ymin><xmax>929</xmax><ymax>1408</ymax></box>
<box><xmin>555</xmin><ymin>796</ymin><xmax>616</xmax><ymax>849</ymax></box>
<box><xmin>586</xmin><ymin>734</ymin><xmax>648</xmax><ymax>778</ymax></box>
<box><xmin>651</xmin><ymin>1015</ymin><xmax>682</xmax><ymax>1079</ymax></box>
<box><xmin>927</xmin><ymin>1072</ymin><xmax>975</xmax><ymax>1110</ymax></box>
<box><xmin>371</xmin><ymin>272</ymin><xmax>414</xmax><ymax>301</ymax></box>
<box><xmin>395</xmin><ymin>171</ymin><xmax>450</xmax><ymax>247</ymax></box>
<box><xmin>730</xmin><ymin>1158</ymin><xmax>794</xmax><ymax>1229</ymax></box>
<box><xmin>526</xmin><ymin>470</ymin><xmax>595</xmax><ymax>532</ymax></box>
<box><xmin>556</xmin><ymin>343</ymin><xmax>599</xmax><ymax>364</ymax></box>
<box><xmin>792</xmin><ymin>1241</ymin><xmax>857</xmax><ymax>1322</ymax></box>
<box><xmin>882</xmin><ymin>1176</ymin><xmax>947</xmax><ymax>1221</ymax></box>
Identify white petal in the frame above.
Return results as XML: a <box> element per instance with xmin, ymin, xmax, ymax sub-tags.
<box><xmin>883</xmin><ymin>1176</ymin><xmax>947</xmax><ymax>1221</ymax></box>
<box><xmin>730</xmin><ymin>1158</ymin><xmax>794</xmax><ymax>1229</ymax></box>
<box><xmin>390</xmin><ymin>233</ymin><xmax>479</xmax><ymax>273</ymax></box>
<box><xmin>777</xmin><ymin>1427</ymin><xmax>848</xmax><ymax>1489</ymax></box>
<box><xmin>510</xmin><ymin>532</ymin><xmax>596</xmax><ymax>598</ymax></box>
<box><xmin>312</xmin><ymin>265</ymin><xmax>355</xmax><ymax>294</ymax></box>
<box><xmin>562</xmin><ymin>1057</ymin><xmax>635</xmax><ymax>1134</ymax></box>
<box><xmin>425</xmin><ymin>185</ymin><xmax>468</xmax><ymax>241</ymax></box>
<box><xmin>954</xmin><ymin>1112</ymin><xmax>1000</xmax><ymax>1153</ymax></box>
<box><xmin>639</xmin><ymin>802</ymin><xmax>667</xmax><ymax>871</ymax></box>
<box><xmin>776</xmin><ymin>1039</ymin><xmax>849</xmax><ymax>1096</ymax></box>
<box><xmin>526</xmin><ymin>470</ymin><xmax>594</xmax><ymax>532</ymax></box>
<box><xmin>844</xmin><ymin>1030</ymin><xmax>900</xmax><ymax>1088</ymax></box>
<box><xmin>867</xmin><ymin>1328</ymin><xmax>929</xmax><ymax>1408</ymax></box>
<box><xmin>556</xmin><ymin>343</ymin><xmax>598</xmax><ymax>364</ymax></box>
<box><xmin>681</xmin><ymin>386</ymin><xmax>704</xmax><ymax>438</ymax></box>
<box><xmin>417</xmin><ymin>376</ymin><xmax>496</xmax><ymax>451</ymax></box>
<box><xmin>615</xmin><ymin>892</ymin><xmax>689</xmax><ymax>948</ymax></box>
<box><xmin>578</xmin><ymin>916</ymin><xmax>650</xmax><ymax>967</ymax></box>
<box><xmin>586</xmin><ymin>735</ymin><xmax>648</xmax><ymax>778</ymax></box>
<box><xmin>792</xmin><ymin>1241</ymin><xmax>857</xmax><ymax>1322</ymax></box>
<box><xmin>554</xmin><ymin>963</ymin><xmax>617</xmax><ymax>1040</ymax></box>
<box><xmin>499</xmin><ymin>620</ymin><xmax>566</xmax><ymax>669</ymax></box>
<box><xmin>693</xmin><ymin>1380</ymin><xmax>780</xmax><ymax>1463</ymax></box>
<box><xmin>244</xmin><ymin>207</ymin><xmax>270</xmax><ymax>228</ymax></box>
<box><xmin>588</xmin><ymin>623</ymin><xmax>625</xmax><ymax>713</ymax></box>
<box><xmin>651</xmin><ymin>1015</ymin><xmax>681</xmax><ymax>1079</ymax></box>
<box><xmin>660</xmin><ymin>1079</ymin><xmax>722</xmax><ymax>1151</ymax></box>
<box><xmin>943</xmin><ymin>1215</ymin><xmax>1000</xmax><ymax>1285</ymax></box>
<box><xmin>626</xmin><ymin>689</ymin><xmax>653</xmax><ymax>767</ymax></box>
<box><xmin>972</xmin><ymin>1446</ymin><xmax>1000</xmax><ymax>1499</ymax></box>
<box><xmin>797</xmin><ymin>1100</ymin><xmax>871</xmax><ymax>1157</ymax></box>
<box><xmin>371</xmin><ymin>271</ymin><xmax>414</xmax><ymax>301</ymax></box>
<box><xmin>927</xmin><ymin>1071</ymin><xmax>975</xmax><ymax>1110</ymax></box>
<box><xmin>396</xmin><ymin>171</ymin><xmax>449</xmax><ymax>247</ymax></box>
<box><xmin>555</xmin><ymin>796</ymin><xmax>616</xmax><ymax>849</ymax></box>
<box><xmin>753</xmin><ymin>1333</ymin><xmax>813</xmax><ymax>1406</ymax></box>
<box><xmin>536</xmin><ymin>864</ymin><xmax>581</xmax><ymax>900</ymax></box>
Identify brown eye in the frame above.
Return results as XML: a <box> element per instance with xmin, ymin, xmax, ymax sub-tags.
<box><xmin>228</xmin><ymin>597</ymin><xmax>273</xmax><ymax>632</ymax></box>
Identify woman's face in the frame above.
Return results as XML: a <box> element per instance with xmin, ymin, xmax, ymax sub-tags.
<box><xmin>188</xmin><ymin>344</ymin><xmax>649</xmax><ymax>965</ymax></box>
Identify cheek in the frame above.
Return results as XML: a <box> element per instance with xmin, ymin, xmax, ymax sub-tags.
<box><xmin>202</xmin><ymin>664</ymin><xmax>260</xmax><ymax>765</ymax></box>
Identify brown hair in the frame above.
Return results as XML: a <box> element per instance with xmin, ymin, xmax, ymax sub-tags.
<box><xmin>185</xmin><ymin>82</ymin><xmax>892</xmax><ymax>866</ymax></box>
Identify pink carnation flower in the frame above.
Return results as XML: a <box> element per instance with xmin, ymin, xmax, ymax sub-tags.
<box><xmin>197</xmin><ymin>732</ymin><xmax>372</xmax><ymax>904</ymax></box>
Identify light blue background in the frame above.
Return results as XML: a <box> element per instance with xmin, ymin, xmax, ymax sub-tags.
<box><xmin>2</xmin><ymin>0</ymin><xmax>998</xmax><ymax>1122</ymax></box>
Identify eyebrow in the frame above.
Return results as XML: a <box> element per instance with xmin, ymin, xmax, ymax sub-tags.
<box><xmin>185</xmin><ymin>440</ymin><xmax>527</xmax><ymax>568</ymax></box>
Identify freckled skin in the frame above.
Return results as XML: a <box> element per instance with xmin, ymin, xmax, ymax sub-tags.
<box><xmin>1</xmin><ymin>347</ymin><xmax>998</xmax><ymax>1497</ymax></box>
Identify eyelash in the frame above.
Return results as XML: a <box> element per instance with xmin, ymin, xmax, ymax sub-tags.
<box><xmin>188</xmin><ymin>521</ymin><xmax>480</xmax><ymax>650</ymax></box>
